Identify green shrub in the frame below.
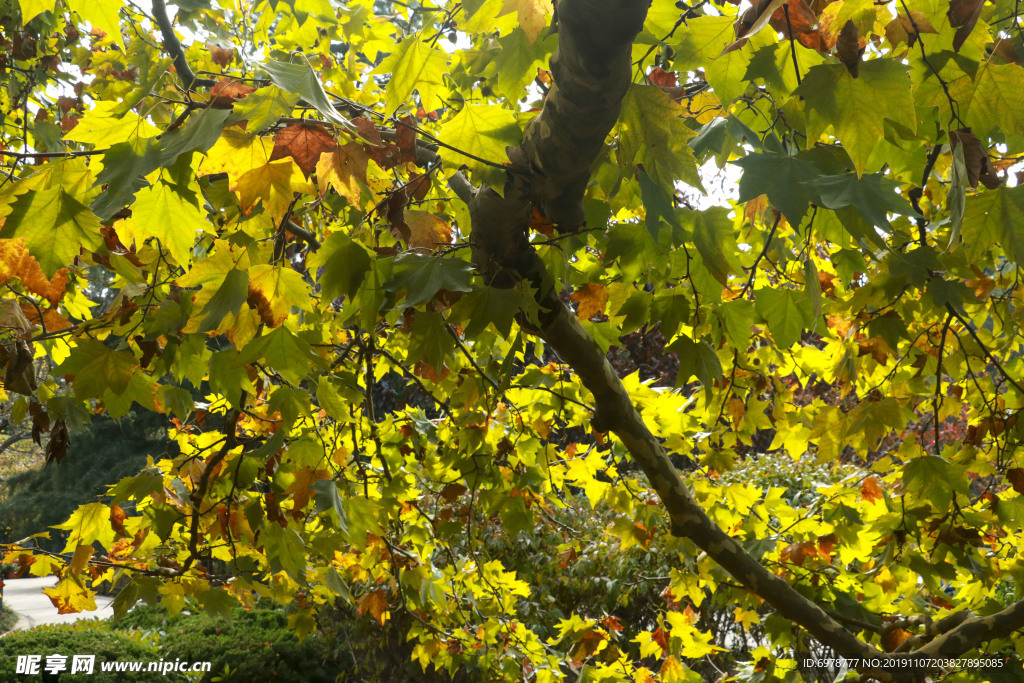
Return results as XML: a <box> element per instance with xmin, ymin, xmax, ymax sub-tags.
<box><xmin>0</xmin><ymin>620</ymin><xmax>171</xmax><ymax>681</ymax></box>
<box><xmin>113</xmin><ymin>603</ymin><xmax>344</xmax><ymax>682</ymax></box>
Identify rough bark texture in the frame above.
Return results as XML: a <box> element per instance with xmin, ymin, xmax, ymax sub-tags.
<box><xmin>452</xmin><ymin>0</ymin><xmax>1024</xmax><ymax>680</ymax></box>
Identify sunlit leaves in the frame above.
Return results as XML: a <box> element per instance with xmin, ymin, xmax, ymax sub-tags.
<box><xmin>122</xmin><ymin>179</ymin><xmax>205</xmax><ymax>266</ymax></box>
<box><xmin>373</xmin><ymin>38</ymin><xmax>449</xmax><ymax>114</ymax></box>
<box><xmin>497</xmin><ymin>0</ymin><xmax>553</xmax><ymax>43</ymax></box>
<box><xmin>0</xmin><ymin>187</ymin><xmax>103</xmax><ymax>277</ymax></box>
<box><xmin>617</xmin><ymin>85</ymin><xmax>702</xmax><ymax>192</ymax></box>
<box><xmin>63</xmin><ymin>102</ymin><xmax>159</xmax><ymax>146</ymax></box>
<box><xmin>57</xmin><ymin>339</ymin><xmax>138</xmax><ymax>398</ymax></box>
<box><xmin>961</xmin><ymin>185</ymin><xmax>1024</xmax><ymax>262</ymax></box>
<box><xmin>438</xmin><ymin>104</ymin><xmax>521</xmax><ymax>185</ymax></box>
<box><xmin>797</xmin><ymin>61</ymin><xmax>916</xmax><ymax>175</ymax></box>
<box><xmin>246</xmin><ymin>264</ymin><xmax>313</xmax><ymax>327</ymax></box>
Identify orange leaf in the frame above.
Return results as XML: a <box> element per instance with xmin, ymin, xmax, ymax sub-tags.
<box><xmin>570</xmin><ymin>283</ymin><xmax>608</xmax><ymax>321</ymax></box>
<box><xmin>358</xmin><ymin>589</ymin><xmax>389</xmax><ymax>625</ymax></box>
<box><xmin>0</xmin><ymin>238</ymin><xmax>69</xmax><ymax>305</ymax></box>
<box><xmin>270</xmin><ymin>122</ymin><xmax>338</xmax><ymax>177</ymax></box>
<box><xmin>208</xmin><ymin>44</ymin><xmax>235</xmax><ymax>68</ymax></box>
<box><xmin>209</xmin><ymin>79</ymin><xmax>255</xmax><ymax>108</ymax></box>
<box><xmin>110</xmin><ymin>503</ymin><xmax>128</xmax><ymax>536</ymax></box>
<box><xmin>405</xmin><ymin>211</ymin><xmax>452</xmax><ymax>251</ymax></box>
<box><xmin>861</xmin><ymin>475</ymin><xmax>884</xmax><ymax>503</ymax></box>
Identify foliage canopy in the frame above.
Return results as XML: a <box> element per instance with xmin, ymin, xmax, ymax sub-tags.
<box><xmin>1</xmin><ymin>0</ymin><xmax>1024</xmax><ymax>680</ymax></box>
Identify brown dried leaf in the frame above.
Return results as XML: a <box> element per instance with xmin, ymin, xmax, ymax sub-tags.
<box><xmin>45</xmin><ymin>418</ymin><xmax>69</xmax><ymax>465</ymax></box>
<box><xmin>396</xmin><ymin>116</ymin><xmax>418</xmax><ymax>164</ymax></box>
<box><xmin>1007</xmin><ymin>468</ymin><xmax>1024</xmax><ymax>495</ymax></box>
<box><xmin>208</xmin><ymin>44</ymin><xmax>235</xmax><ymax>68</ymax></box>
<box><xmin>948</xmin><ymin>0</ymin><xmax>985</xmax><ymax>52</ymax></box>
<box><xmin>270</xmin><ymin>122</ymin><xmax>338</xmax><ymax>177</ymax></box>
<box><xmin>208</xmin><ymin>79</ymin><xmax>255</xmax><ymax>108</ymax></box>
<box><xmin>989</xmin><ymin>39</ymin><xmax>1023</xmax><ymax>64</ymax></box>
<box><xmin>837</xmin><ymin>21</ymin><xmax>862</xmax><ymax>78</ymax></box>
<box><xmin>386</xmin><ymin>188</ymin><xmax>410</xmax><ymax>244</ymax></box>
<box><xmin>950</xmin><ymin>127</ymin><xmax>1002</xmax><ymax>189</ymax></box>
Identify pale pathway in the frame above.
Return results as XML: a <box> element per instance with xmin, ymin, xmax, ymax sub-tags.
<box><xmin>2</xmin><ymin>576</ymin><xmax>114</xmax><ymax>632</ymax></box>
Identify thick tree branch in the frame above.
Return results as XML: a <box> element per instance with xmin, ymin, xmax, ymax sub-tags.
<box><xmin>152</xmin><ymin>0</ymin><xmax>217</xmax><ymax>90</ymax></box>
<box><xmin>512</xmin><ymin>0</ymin><xmax>646</xmax><ymax>230</ymax></box>
<box><xmin>457</xmin><ymin>0</ymin><xmax>906</xmax><ymax>676</ymax></box>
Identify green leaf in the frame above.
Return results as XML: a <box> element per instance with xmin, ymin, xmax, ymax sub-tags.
<box><xmin>903</xmin><ymin>456</ymin><xmax>965</xmax><ymax>513</ymax></box>
<box><xmin>125</xmin><ymin>180</ymin><xmax>204</xmax><ymax>266</ymax></box>
<box><xmin>262</xmin><ymin>59</ymin><xmax>352</xmax><ymax>129</ymax></box>
<box><xmin>0</xmin><ymin>187</ymin><xmax>103</xmax><ymax>277</ymax></box>
<box><xmin>948</xmin><ymin>140</ymin><xmax>967</xmax><ymax>248</ymax></box>
<box><xmin>637</xmin><ymin>167</ymin><xmax>681</xmax><ymax>242</ymax></box>
<box><xmin>57</xmin><ymin>339</ymin><xmax>139</xmax><ymax>398</ymax></box>
<box><xmin>159</xmin><ymin>107</ymin><xmax>232</xmax><ymax>166</ymax></box>
<box><xmin>685</xmin><ymin>207</ymin><xmax>739</xmax><ymax>286</ymax></box>
<box><xmin>409</xmin><ymin>311</ymin><xmax>453</xmax><ymax>369</ymax></box>
<box><xmin>228</xmin><ymin>85</ymin><xmax>300</xmax><ymax>133</ymax></box>
<box><xmin>262</xmin><ymin>523</ymin><xmax>306</xmax><ymax>583</ymax></box>
<box><xmin>803</xmin><ymin>172</ymin><xmax>913</xmax><ymax>232</ymax></box>
<box><xmin>754</xmin><ymin>288</ymin><xmax>814</xmax><ymax>348</ymax></box>
<box><xmin>731</xmin><ymin>151</ymin><xmax>821</xmax><ymax>225</ymax></box>
<box><xmin>618</xmin><ymin>85</ymin><xmax>703</xmax><ymax>192</ymax></box>
<box><xmin>384</xmin><ymin>253</ymin><xmax>474</xmax><ymax>308</ymax></box>
<box><xmin>668</xmin><ymin>334</ymin><xmax>722</xmax><ymax>402</ymax></box>
<box><xmin>491</xmin><ymin>29</ymin><xmax>556</xmax><ymax>102</ymax></box>
<box><xmin>796</xmin><ymin>61</ymin><xmax>916</xmax><ymax>175</ymax></box>
<box><xmin>309</xmin><ymin>232</ymin><xmax>372</xmax><ymax>301</ymax></box>
<box><xmin>452</xmin><ymin>285</ymin><xmax>523</xmax><ymax>338</ymax></box>
<box><xmin>311</xmin><ymin>479</ymin><xmax>350</xmax><ymax>534</ymax></box>
<box><xmin>372</xmin><ymin>37</ymin><xmax>449</xmax><ymax>114</ymax></box>
<box><xmin>91</xmin><ymin>138</ymin><xmax>162</xmax><ymax>219</ymax></box>
<box><xmin>242</xmin><ymin>327</ymin><xmax>327</xmax><ymax>385</ymax></box>
<box><xmin>961</xmin><ymin>185</ymin><xmax>1024</xmax><ymax>263</ymax></box>
<box><xmin>438</xmin><ymin>104</ymin><xmax>521</xmax><ymax>187</ymax></box>
<box><xmin>197</xmin><ymin>268</ymin><xmax>250</xmax><ymax>332</ymax></box>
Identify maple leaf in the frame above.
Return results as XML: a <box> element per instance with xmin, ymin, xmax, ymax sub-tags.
<box><xmin>233</xmin><ymin>158</ymin><xmax>315</xmax><ymax>224</ymax></box>
<box><xmin>270</xmin><ymin>122</ymin><xmax>338</xmax><ymax>177</ymax></box>
<box><xmin>315</xmin><ymin>142</ymin><xmax>370</xmax><ymax>208</ymax></box>
<box><xmin>209</xmin><ymin>79</ymin><xmax>256</xmax><ymax>108</ymax></box>
<box><xmin>948</xmin><ymin>0</ymin><xmax>985</xmax><ymax>52</ymax></box>
<box><xmin>570</xmin><ymin>283</ymin><xmax>608</xmax><ymax>321</ymax></box>
<box><xmin>208</xmin><ymin>43</ymin><xmax>235</xmax><ymax>68</ymax></box>
<box><xmin>405</xmin><ymin>210</ymin><xmax>452</xmax><ymax>251</ymax></box>
<box><xmin>498</xmin><ymin>0</ymin><xmax>553</xmax><ymax>43</ymax></box>
<box><xmin>358</xmin><ymin>589</ymin><xmax>389</xmax><ymax>625</ymax></box>
<box><xmin>0</xmin><ymin>238</ymin><xmax>69</xmax><ymax>305</ymax></box>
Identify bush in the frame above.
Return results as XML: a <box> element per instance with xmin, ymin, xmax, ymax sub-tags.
<box><xmin>113</xmin><ymin>603</ymin><xmax>344</xmax><ymax>682</ymax></box>
<box><xmin>0</xmin><ymin>620</ymin><xmax>171</xmax><ymax>681</ymax></box>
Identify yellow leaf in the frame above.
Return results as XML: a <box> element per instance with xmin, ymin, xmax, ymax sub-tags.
<box><xmin>498</xmin><ymin>0</ymin><xmax>553</xmax><ymax>43</ymax></box>
<box><xmin>246</xmin><ymin>264</ymin><xmax>313</xmax><ymax>327</ymax></box>
<box><xmin>68</xmin><ymin>543</ymin><xmax>94</xmax><ymax>575</ymax></box>
<box><xmin>64</xmin><ymin>102</ymin><xmax>158</xmax><ymax>146</ymax></box>
<box><xmin>316</xmin><ymin>143</ymin><xmax>370</xmax><ymax>208</ymax></box>
<box><xmin>200</xmin><ymin>130</ymin><xmax>273</xmax><ymax>182</ymax></box>
<box><xmin>44</xmin><ymin>577</ymin><xmax>98</xmax><ymax>614</ymax></box>
<box><xmin>67</xmin><ymin>0</ymin><xmax>124</xmax><ymax>49</ymax></box>
<box><xmin>233</xmin><ymin>158</ymin><xmax>314</xmax><ymax>224</ymax></box>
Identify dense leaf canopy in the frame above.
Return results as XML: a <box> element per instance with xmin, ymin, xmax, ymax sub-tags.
<box><xmin>1</xmin><ymin>0</ymin><xmax>1024</xmax><ymax>680</ymax></box>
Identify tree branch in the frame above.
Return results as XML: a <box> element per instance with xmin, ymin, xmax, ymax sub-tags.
<box><xmin>152</xmin><ymin>0</ymin><xmax>217</xmax><ymax>90</ymax></box>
